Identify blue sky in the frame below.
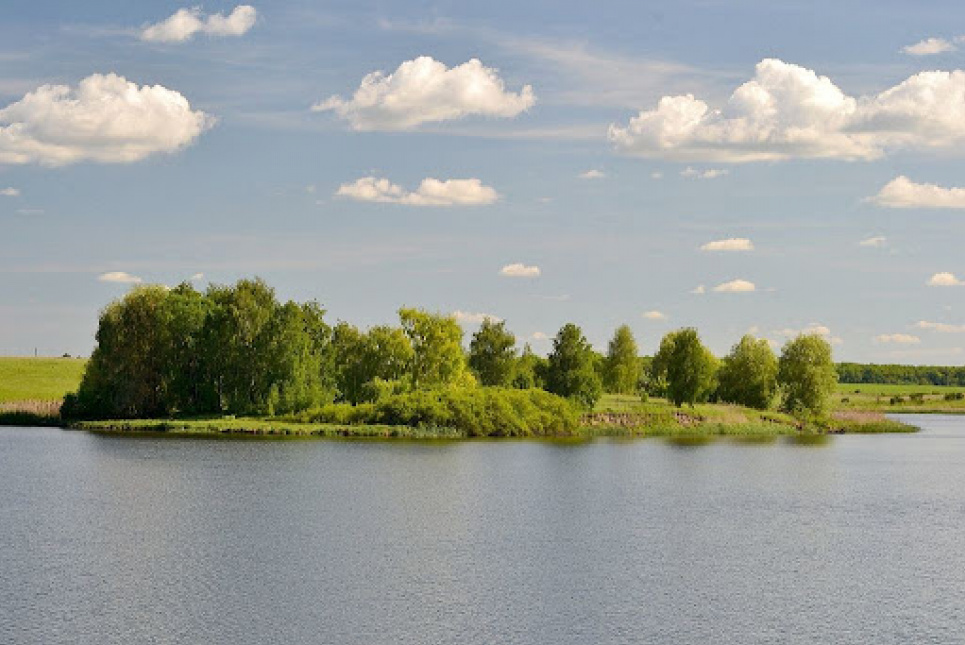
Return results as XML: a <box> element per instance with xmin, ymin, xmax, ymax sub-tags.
<box><xmin>2</xmin><ymin>0</ymin><xmax>965</xmax><ymax>363</ymax></box>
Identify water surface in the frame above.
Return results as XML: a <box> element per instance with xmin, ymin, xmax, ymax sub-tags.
<box><xmin>2</xmin><ymin>416</ymin><xmax>963</xmax><ymax>644</ymax></box>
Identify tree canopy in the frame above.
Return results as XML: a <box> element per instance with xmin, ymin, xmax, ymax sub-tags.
<box><xmin>717</xmin><ymin>334</ymin><xmax>778</xmax><ymax>409</ymax></box>
<box><xmin>603</xmin><ymin>325</ymin><xmax>640</xmax><ymax>394</ymax></box>
<box><xmin>468</xmin><ymin>318</ymin><xmax>517</xmax><ymax>387</ymax></box>
<box><xmin>778</xmin><ymin>334</ymin><xmax>838</xmax><ymax>416</ymax></box>
<box><xmin>661</xmin><ymin>328</ymin><xmax>718</xmax><ymax>407</ymax></box>
<box><xmin>544</xmin><ymin>323</ymin><xmax>603</xmax><ymax>408</ymax></box>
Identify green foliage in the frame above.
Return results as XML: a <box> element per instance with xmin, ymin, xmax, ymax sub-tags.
<box><xmin>544</xmin><ymin>323</ymin><xmax>603</xmax><ymax>408</ymax></box>
<box><xmin>603</xmin><ymin>325</ymin><xmax>640</xmax><ymax>394</ymax></box>
<box><xmin>717</xmin><ymin>335</ymin><xmax>778</xmax><ymax>409</ymax></box>
<box><xmin>837</xmin><ymin>362</ymin><xmax>965</xmax><ymax>386</ymax></box>
<box><xmin>399</xmin><ymin>308</ymin><xmax>469</xmax><ymax>388</ymax></box>
<box><xmin>331</xmin><ymin>322</ymin><xmax>413</xmax><ymax>404</ymax></box>
<box><xmin>67</xmin><ymin>279</ymin><xmax>336</xmax><ymax>419</ymax></box>
<box><xmin>301</xmin><ymin>387</ymin><xmax>579</xmax><ymax>437</ymax></box>
<box><xmin>662</xmin><ymin>328</ymin><xmax>718</xmax><ymax>407</ymax></box>
<box><xmin>511</xmin><ymin>344</ymin><xmax>547</xmax><ymax>389</ymax></box>
<box><xmin>778</xmin><ymin>334</ymin><xmax>838</xmax><ymax>416</ymax></box>
<box><xmin>468</xmin><ymin>318</ymin><xmax>517</xmax><ymax>386</ymax></box>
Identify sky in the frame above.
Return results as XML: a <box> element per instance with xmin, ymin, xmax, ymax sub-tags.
<box><xmin>2</xmin><ymin>0</ymin><xmax>965</xmax><ymax>363</ymax></box>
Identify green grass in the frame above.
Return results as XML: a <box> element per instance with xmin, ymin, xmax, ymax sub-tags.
<box><xmin>0</xmin><ymin>357</ymin><xmax>87</xmax><ymax>403</ymax></box>
<box><xmin>835</xmin><ymin>382</ymin><xmax>965</xmax><ymax>413</ymax></box>
<box><xmin>836</xmin><ymin>382</ymin><xmax>965</xmax><ymax>396</ymax></box>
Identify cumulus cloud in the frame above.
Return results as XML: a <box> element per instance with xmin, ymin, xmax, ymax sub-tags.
<box><xmin>609</xmin><ymin>58</ymin><xmax>965</xmax><ymax>162</ymax></box>
<box><xmin>0</xmin><ymin>74</ymin><xmax>212</xmax><ymax>166</ymax></box>
<box><xmin>700</xmin><ymin>237</ymin><xmax>753</xmax><ymax>252</ymax></box>
<box><xmin>452</xmin><ymin>310</ymin><xmax>502</xmax><ymax>324</ymax></box>
<box><xmin>500</xmin><ymin>263</ymin><xmax>541</xmax><ymax>278</ymax></box>
<box><xmin>691</xmin><ymin>284</ymin><xmax>706</xmax><ymax>295</ymax></box>
<box><xmin>713</xmin><ymin>279</ymin><xmax>756</xmax><ymax>293</ymax></box>
<box><xmin>189</xmin><ymin>273</ymin><xmax>204</xmax><ymax>282</ymax></box>
<box><xmin>530</xmin><ymin>331</ymin><xmax>549</xmax><ymax>341</ymax></box>
<box><xmin>335</xmin><ymin>176</ymin><xmax>499</xmax><ymax>206</ymax></box>
<box><xmin>859</xmin><ymin>235</ymin><xmax>887</xmax><ymax>247</ymax></box>
<box><xmin>915</xmin><ymin>320</ymin><xmax>965</xmax><ymax>333</ymax></box>
<box><xmin>775</xmin><ymin>323</ymin><xmax>843</xmax><ymax>345</ymax></box>
<box><xmin>314</xmin><ymin>56</ymin><xmax>535</xmax><ymax>131</ymax></box>
<box><xmin>579</xmin><ymin>169</ymin><xmax>606</xmax><ymax>179</ymax></box>
<box><xmin>98</xmin><ymin>271</ymin><xmax>142</xmax><ymax>284</ymax></box>
<box><xmin>0</xmin><ymin>187</ymin><xmax>19</xmax><ymax>196</ymax></box>
<box><xmin>868</xmin><ymin>176</ymin><xmax>965</xmax><ymax>209</ymax></box>
<box><xmin>642</xmin><ymin>310</ymin><xmax>667</xmax><ymax>320</ymax></box>
<box><xmin>927</xmin><ymin>272</ymin><xmax>964</xmax><ymax>286</ymax></box>
<box><xmin>875</xmin><ymin>333</ymin><xmax>921</xmax><ymax>344</ymax></box>
<box><xmin>141</xmin><ymin>5</ymin><xmax>257</xmax><ymax>43</ymax></box>
<box><xmin>681</xmin><ymin>166</ymin><xmax>728</xmax><ymax>179</ymax></box>
<box><xmin>903</xmin><ymin>38</ymin><xmax>957</xmax><ymax>56</ymax></box>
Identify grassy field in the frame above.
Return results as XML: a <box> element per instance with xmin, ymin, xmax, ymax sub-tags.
<box><xmin>835</xmin><ymin>382</ymin><xmax>965</xmax><ymax>413</ymax></box>
<box><xmin>0</xmin><ymin>357</ymin><xmax>86</xmax><ymax>403</ymax></box>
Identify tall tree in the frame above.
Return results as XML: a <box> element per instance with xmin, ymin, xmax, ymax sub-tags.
<box><xmin>512</xmin><ymin>344</ymin><xmax>547</xmax><ymax>389</ymax></box>
<box><xmin>778</xmin><ymin>334</ymin><xmax>838</xmax><ymax>416</ymax></box>
<box><xmin>603</xmin><ymin>325</ymin><xmax>640</xmax><ymax>394</ymax></box>
<box><xmin>717</xmin><ymin>334</ymin><xmax>778</xmax><ymax>409</ymax></box>
<box><xmin>398</xmin><ymin>308</ymin><xmax>469</xmax><ymax>388</ymax></box>
<box><xmin>469</xmin><ymin>318</ymin><xmax>517</xmax><ymax>387</ymax></box>
<box><xmin>545</xmin><ymin>323</ymin><xmax>602</xmax><ymax>408</ymax></box>
<box><xmin>663</xmin><ymin>328</ymin><xmax>717</xmax><ymax>407</ymax></box>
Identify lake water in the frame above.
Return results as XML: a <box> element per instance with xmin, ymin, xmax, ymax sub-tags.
<box><xmin>1</xmin><ymin>416</ymin><xmax>964</xmax><ymax>645</ymax></box>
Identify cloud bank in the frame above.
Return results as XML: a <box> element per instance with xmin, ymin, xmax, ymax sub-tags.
<box><xmin>141</xmin><ymin>5</ymin><xmax>257</xmax><ymax>43</ymax></box>
<box><xmin>336</xmin><ymin>176</ymin><xmax>499</xmax><ymax>206</ymax></box>
<box><xmin>314</xmin><ymin>56</ymin><xmax>535</xmax><ymax>130</ymax></box>
<box><xmin>0</xmin><ymin>74</ymin><xmax>212</xmax><ymax>166</ymax></box>
<box><xmin>609</xmin><ymin>59</ymin><xmax>965</xmax><ymax>162</ymax></box>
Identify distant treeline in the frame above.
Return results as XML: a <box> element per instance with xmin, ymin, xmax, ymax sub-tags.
<box><xmin>65</xmin><ymin>278</ymin><xmax>841</xmax><ymax>427</ymax></box>
<box><xmin>837</xmin><ymin>363</ymin><xmax>965</xmax><ymax>387</ymax></box>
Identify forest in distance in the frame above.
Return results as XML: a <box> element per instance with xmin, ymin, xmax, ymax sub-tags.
<box><xmin>55</xmin><ymin>276</ymin><xmax>862</xmax><ymax>438</ymax></box>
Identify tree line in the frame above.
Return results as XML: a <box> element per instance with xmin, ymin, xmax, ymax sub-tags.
<box><xmin>65</xmin><ymin>278</ymin><xmax>839</xmax><ymax>420</ymax></box>
<box><xmin>837</xmin><ymin>362</ymin><xmax>965</xmax><ymax>387</ymax></box>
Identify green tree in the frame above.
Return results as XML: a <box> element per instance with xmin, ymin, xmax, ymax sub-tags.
<box><xmin>331</xmin><ymin>323</ymin><xmax>414</xmax><ymax>404</ymax></box>
<box><xmin>398</xmin><ymin>308</ymin><xmax>469</xmax><ymax>388</ymax></box>
<box><xmin>512</xmin><ymin>344</ymin><xmax>547</xmax><ymax>389</ymax></box>
<box><xmin>544</xmin><ymin>323</ymin><xmax>602</xmax><ymax>408</ymax></box>
<box><xmin>603</xmin><ymin>325</ymin><xmax>640</xmax><ymax>394</ymax></box>
<box><xmin>717</xmin><ymin>334</ymin><xmax>778</xmax><ymax>409</ymax></box>
<box><xmin>778</xmin><ymin>334</ymin><xmax>838</xmax><ymax>416</ymax></box>
<box><xmin>663</xmin><ymin>328</ymin><xmax>717</xmax><ymax>407</ymax></box>
<box><xmin>469</xmin><ymin>318</ymin><xmax>517</xmax><ymax>386</ymax></box>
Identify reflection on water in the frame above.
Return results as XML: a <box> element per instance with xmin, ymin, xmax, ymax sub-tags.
<box><xmin>2</xmin><ymin>416</ymin><xmax>964</xmax><ymax>645</ymax></box>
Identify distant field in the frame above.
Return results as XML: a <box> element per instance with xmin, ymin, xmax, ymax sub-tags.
<box><xmin>0</xmin><ymin>357</ymin><xmax>87</xmax><ymax>403</ymax></box>
<box><xmin>837</xmin><ymin>383</ymin><xmax>965</xmax><ymax>396</ymax></box>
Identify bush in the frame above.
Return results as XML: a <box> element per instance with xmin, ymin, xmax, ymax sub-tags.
<box><xmin>944</xmin><ymin>392</ymin><xmax>965</xmax><ymax>401</ymax></box>
<box><xmin>300</xmin><ymin>387</ymin><xmax>579</xmax><ymax>437</ymax></box>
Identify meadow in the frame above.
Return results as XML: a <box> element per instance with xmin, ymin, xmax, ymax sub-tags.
<box><xmin>0</xmin><ymin>357</ymin><xmax>87</xmax><ymax>403</ymax></box>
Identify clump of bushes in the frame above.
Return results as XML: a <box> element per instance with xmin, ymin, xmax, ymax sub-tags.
<box><xmin>294</xmin><ymin>387</ymin><xmax>579</xmax><ymax>437</ymax></box>
<box><xmin>944</xmin><ymin>392</ymin><xmax>964</xmax><ymax>401</ymax></box>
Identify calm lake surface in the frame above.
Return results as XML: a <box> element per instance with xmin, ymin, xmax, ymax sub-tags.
<box><xmin>2</xmin><ymin>416</ymin><xmax>964</xmax><ymax>645</ymax></box>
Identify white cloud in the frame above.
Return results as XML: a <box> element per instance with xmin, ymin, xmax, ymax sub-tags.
<box><xmin>609</xmin><ymin>58</ymin><xmax>965</xmax><ymax>162</ymax></box>
<box><xmin>98</xmin><ymin>271</ymin><xmax>142</xmax><ymax>284</ymax></box>
<box><xmin>0</xmin><ymin>187</ymin><xmax>19</xmax><ymax>196</ymax></box>
<box><xmin>691</xmin><ymin>284</ymin><xmax>706</xmax><ymax>295</ymax></box>
<box><xmin>189</xmin><ymin>272</ymin><xmax>204</xmax><ymax>282</ymax></box>
<box><xmin>579</xmin><ymin>169</ymin><xmax>606</xmax><ymax>179</ymax></box>
<box><xmin>868</xmin><ymin>176</ymin><xmax>965</xmax><ymax>209</ymax></box>
<box><xmin>0</xmin><ymin>74</ymin><xmax>211</xmax><ymax>166</ymax></box>
<box><xmin>499</xmin><ymin>263</ymin><xmax>541</xmax><ymax>278</ymax></box>
<box><xmin>875</xmin><ymin>333</ymin><xmax>921</xmax><ymax>344</ymax></box>
<box><xmin>314</xmin><ymin>56</ymin><xmax>535</xmax><ymax>131</ymax></box>
<box><xmin>335</xmin><ymin>176</ymin><xmax>499</xmax><ymax>206</ymax></box>
<box><xmin>713</xmin><ymin>279</ymin><xmax>756</xmax><ymax>293</ymax></box>
<box><xmin>927</xmin><ymin>272</ymin><xmax>964</xmax><ymax>286</ymax></box>
<box><xmin>530</xmin><ymin>331</ymin><xmax>549</xmax><ymax>341</ymax></box>
<box><xmin>650</xmin><ymin>171</ymin><xmax>663</xmax><ymax>180</ymax></box>
<box><xmin>775</xmin><ymin>323</ymin><xmax>843</xmax><ymax>345</ymax></box>
<box><xmin>141</xmin><ymin>5</ymin><xmax>257</xmax><ymax>43</ymax></box>
<box><xmin>915</xmin><ymin>320</ymin><xmax>965</xmax><ymax>333</ymax></box>
<box><xmin>859</xmin><ymin>235</ymin><xmax>887</xmax><ymax>247</ymax></box>
<box><xmin>681</xmin><ymin>166</ymin><xmax>728</xmax><ymax>179</ymax></box>
<box><xmin>642</xmin><ymin>310</ymin><xmax>667</xmax><ymax>320</ymax></box>
<box><xmin>903</xmin><ymin>38</ymin><xmax>957</xmax><ymax>56</ymax></box>
<box><xmin>452</xmin><ymin>310</ymin><xmax>502</xmax><ymax>324</ymax></box>
<box><xmin>700</xmin><ymin>237</ymin><xmax>753</xmax><ymax>252</ymax></box>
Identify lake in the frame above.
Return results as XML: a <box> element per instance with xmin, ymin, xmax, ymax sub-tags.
<box><xmin>1</xmin><ymin>415</ymin><xmax>964</xmax><ymax>644</ymax></box>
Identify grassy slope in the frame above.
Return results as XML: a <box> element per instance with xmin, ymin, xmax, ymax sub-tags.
<box><xmin>0</xmin><ymin>357</ymin><xmax>86</xmax><ymax>403</ymax></box>
<box><xmin>835</xmin><ymin>382</ymin><xmax>965</xmax><ymax>413</ymax></box>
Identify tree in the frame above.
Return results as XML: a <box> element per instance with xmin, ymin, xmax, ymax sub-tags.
<box><xmin>778</xmin><ymin>334</ymin><xmax>838</xmax><ymax>416</ymax></box>
<box><xmin>469</xmin><ymin>318</ymin><xmax>517</xmax><ymax>386</ymax></box>
<box><xmin>717</xmin><ymin>334</ymin><xmax>778</xmax><ymax>409</ymax></box>
<box><xmin>331</xmin><ymin>323</ymin><xmax>414</xmax><ymax>404</ymax></box>
<box><xmin>544</xmin><ymin>323</ymin><xmax>602</xmax><ymax>408</ymax></box>
<box><xmin>663</xmin><ymin>328</ymin><xmax>717</xmax><ymax>407</ymax></box>
<box><xmin>398</xmin><ymin>308</ymin><xmax>470</xmax><ymax>388</ymax></box>
<box><xmin>603</xmin><ymin>325</ymin><xmax>640</xmax><ymax>394</ymax></box>
<box><xmin>512</xmin><ymin>344</ymin><xmax>547</xmax><ymax>389</ymax></box>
